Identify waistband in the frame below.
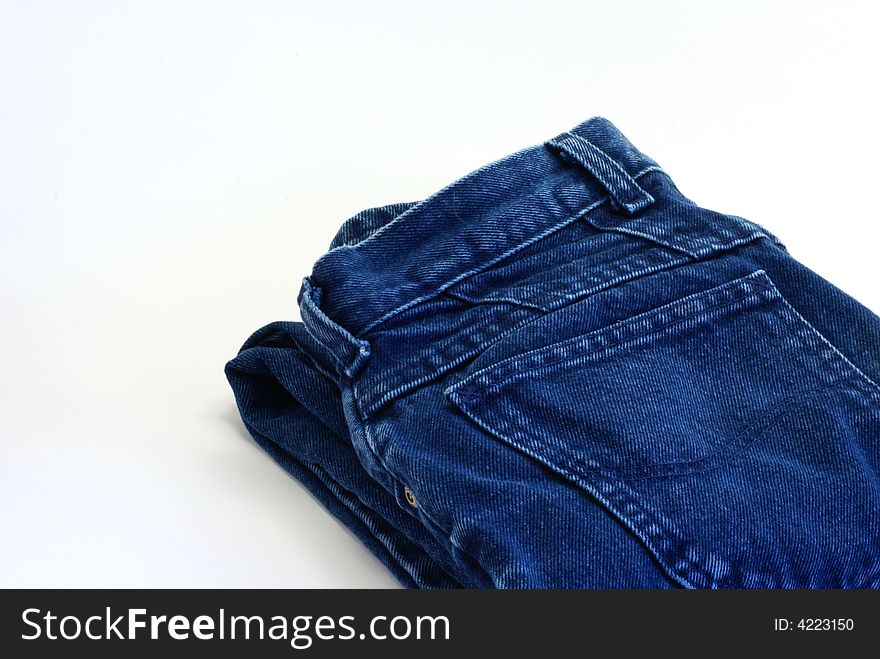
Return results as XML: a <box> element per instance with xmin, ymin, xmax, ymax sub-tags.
<box><xmin>298</xmin><ymin>117</ymin><xmax>671</xmax><ymax>378</ymax></box>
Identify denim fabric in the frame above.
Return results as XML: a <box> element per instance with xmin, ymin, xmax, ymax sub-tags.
<box><xmin>225</xmin><ymin>117</ymin><xmax>880</xmax><ymax>588</ymax></box>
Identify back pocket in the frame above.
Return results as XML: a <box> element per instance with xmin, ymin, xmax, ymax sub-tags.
<box><xmin>445</xmin><ymin>270</ymin><xmax>880</xmax><ymax>588</ymax></box>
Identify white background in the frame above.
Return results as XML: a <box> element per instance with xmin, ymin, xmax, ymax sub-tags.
<box><xmin>1</xmin><ymin>1</ymin><xmax>878</xmax><ymax>587</ymax></box>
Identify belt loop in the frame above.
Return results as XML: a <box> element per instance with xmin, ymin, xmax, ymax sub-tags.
<box><xmin>545</xmin><ymin>131</ymin><xmax>654</xmax><ymax>214</ymax></box>
<box><xmin>298</xmin><ymin>277</ymin><xmax>371</xmax><ymax>379</ymax></box>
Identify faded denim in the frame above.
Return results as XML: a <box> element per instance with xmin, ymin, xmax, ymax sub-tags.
<box><xmin>226</xmin><ymin>117</ymin><xmax>880</xmax><ymax>588</ymax></box>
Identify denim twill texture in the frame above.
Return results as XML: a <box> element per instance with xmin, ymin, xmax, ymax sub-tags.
<box><xmin>225</xmin><ymin>117</ymin><xmax>880</xmax><ymax>588</ymax></box>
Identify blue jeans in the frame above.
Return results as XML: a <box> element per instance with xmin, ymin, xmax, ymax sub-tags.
<box><xmin>226</xmin><ymin>117</ymin><xmax>880</xmax><ymax>588</ymax></box>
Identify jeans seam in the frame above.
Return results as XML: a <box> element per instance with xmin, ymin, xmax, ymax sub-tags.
<box><xmin>449</xmin><ymin>241</ymin><xmax>691</xmax><ymax>312</ymax></box>
<box><xmin>308</xmin><ymin>463</ymin><xmax>464</xmax><ymax>588</ymax></box>
<box><xmin>358</xmin><ymin>196</ymin><xmax>610</xmax><ymax>337</ymax></box>
<box><xmin>454</xmin><ymin>374</ymin><xmax>865</xmax><ymax>588</ymax></box>
<box><xmin>358</xmin><ymin>168</ymin><xmax>669</xmax><ymax>337</ymax></box>
<box><xmin>354</xmin><ymin>306</ymin><xmax>540</xmax><ymax>420</ymax></box>
<box><xmin>456</xmin><ymin>271</ymin><xmax>773</xmax><ymax>399</ymax></box>
<box><xmin>364</xmin><ymin>421</ymin><xmax>498</xmax><ymax>588</ymax></box>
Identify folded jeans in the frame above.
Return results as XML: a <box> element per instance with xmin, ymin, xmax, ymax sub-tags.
<box><xmin>225</xmin><ymin>117</ymin><xmax>880</xmax><ymax>588</ymax></box>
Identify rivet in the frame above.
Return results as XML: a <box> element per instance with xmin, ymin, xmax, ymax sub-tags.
<box><xmin>403</xmin><ymin>485</ymin><xmax>418</xmax><ymax>509</ymax></box>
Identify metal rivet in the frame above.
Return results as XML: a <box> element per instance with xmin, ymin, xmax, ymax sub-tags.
<box><xmin>403</xmin><ymin>485</ymin><xmax>418</xmax><ymax>509</ymax></box>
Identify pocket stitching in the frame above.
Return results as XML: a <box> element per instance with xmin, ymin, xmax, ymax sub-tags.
<box><xmin>446</xmin><ymin>269</ymin><xmax>880</xmax><ymax>587</ymax></box>
<box><xmin>446</xmin><ymin>388</ymin><xmax>704</xmax><ymax>588</ymax></box>
<box><xmin>447</xmin><ymin>268</ymin><xmax>877</xmax><ymax>479</ymax></box>
<box><xmin>454</xmin><ymin>366</ymin><xmax>862</xmax><ymax>481</ymax></box>
<box><xmin>450</xmin><ymin>269</ymin><xmax>776</xmax><ymax>403</ymax></box>
<box><xmin>772</xmin><ymin>289</ymin><xmax>880</xmax><ymax>396</ymax></box>
<box><xmin>452</xmin><ymin>375</ymin><xmax>873</xmax><ymax>588</ymax></box>
<box><xmin>625</xmin><ymin>377</ymin><xmax>878</xmax><ymax>588</ymax></box>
